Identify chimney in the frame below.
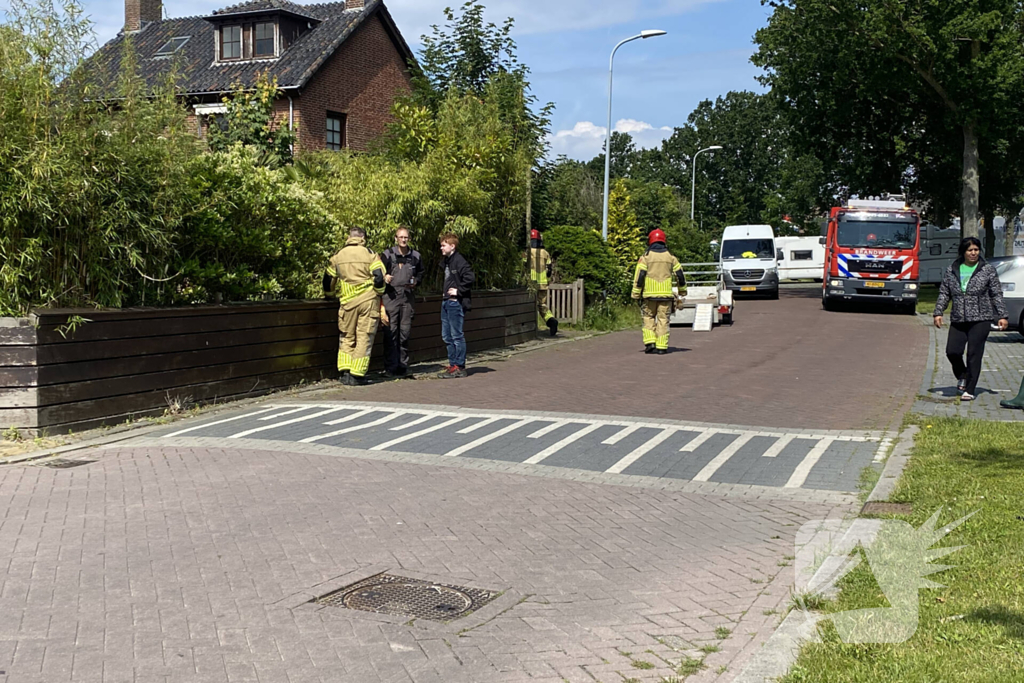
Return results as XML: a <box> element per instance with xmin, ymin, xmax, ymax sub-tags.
<box><xmin>125</xmin><ymin>0</ymin><xmax>162</xmax><ymax>32</ymax></box>
<box><xmin>345</xmin><ymin>0</ymin><xmax>366</xmax><ymax>9</ymax></box>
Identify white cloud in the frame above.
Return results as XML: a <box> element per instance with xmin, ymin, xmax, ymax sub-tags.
<box><xmin>547</xmin><ymin>118</ymin><xmax>673</xmax><ymax>160</ymax></box>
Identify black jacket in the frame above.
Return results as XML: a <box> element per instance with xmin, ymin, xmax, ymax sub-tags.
<box><xmin>443</xmin><ymin>251</ymin><xmax>476</xmax><ymax>311</ymax></box>
<box><xmin>380</xmin><ymin>246</ymin><xmax>423</xmax><ymax>301</ymax></box>
<box><xmin>933</xmin><ymin>257</ymin><xmax>1008</xmax><ymax>323</ymax></box>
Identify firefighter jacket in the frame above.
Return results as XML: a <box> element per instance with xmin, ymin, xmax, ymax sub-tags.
<box><xmin>325</xmin><ymin>236</ymin><xmax>386</xmax><ymax>309</ymax></box>
<box><xmin>631</xmin><ymin>245</ymin><xmax>686</xmax><ymax>300</ymax></box>
<box><xmin>526</xmin><ymin>243</ymin><xmax>552</xmax><ymax>289</ymax></box>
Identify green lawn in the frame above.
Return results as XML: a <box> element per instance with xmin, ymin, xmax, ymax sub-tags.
<box><xmin>916</xmin><ymin>284</ymin><xmax>940</xmax><ymax>315</ymax></box>
<box><xmin>781</xmin><ymin>417</ymin><xmax>1024</xmax><ymax>683</ymax></box>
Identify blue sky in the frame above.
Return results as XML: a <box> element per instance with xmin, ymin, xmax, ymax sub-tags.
<box><xmin>1</xmin><ymin>0</ymin><xmax>772</xmax><ymax>159</ymax></box>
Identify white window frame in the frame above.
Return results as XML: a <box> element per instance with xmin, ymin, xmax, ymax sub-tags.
<box><xmin>220</xmin><ymin>25</ymin><xmax>242</xmax><ymax>61</ymax></box>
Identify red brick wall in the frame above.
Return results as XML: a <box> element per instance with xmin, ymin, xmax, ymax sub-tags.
<box><xmin>292</xmin><ymin>13</ymin><xmax>412</xmax><ymax>153</ymax></box>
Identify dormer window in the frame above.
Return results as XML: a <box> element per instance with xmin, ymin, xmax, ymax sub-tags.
<box><xmin>220</xmin><ymin>25</ymin><xmax>241</xmax><ymax>60</ymax></box>
<box><xmin>255</xmin><ymin>22</ymin><xmax>276</xmax><ymax>57</ymax></box>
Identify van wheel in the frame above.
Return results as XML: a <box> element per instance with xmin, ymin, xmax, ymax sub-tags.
<box><xmin>770</xmin><ymin>288</ymin><xmax>780</xmax><ymax>300</ymax></box>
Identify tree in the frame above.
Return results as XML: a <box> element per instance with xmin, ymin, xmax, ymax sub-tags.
<box><xmin>754</xmin><ymin>0</ymin><xmax>1024</xmax><ymax>238</ymax></box>
<box><xmin>207</xmin><ymin>73</ymin><xmax>295</xmax><ymax>167</ymax></box>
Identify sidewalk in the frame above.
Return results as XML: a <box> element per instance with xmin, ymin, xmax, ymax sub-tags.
<box><xmin>913</xmin><ymin>320</ymin><xmax>1024</xmax><ymax>422</ymax></box>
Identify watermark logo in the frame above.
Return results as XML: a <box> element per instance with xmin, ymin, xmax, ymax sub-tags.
<box><xmin>793</xmin><ymin>508</ymin><xmax>977</xmax><ymax>643</ymax></box>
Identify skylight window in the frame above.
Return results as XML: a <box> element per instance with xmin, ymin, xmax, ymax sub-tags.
<box><xmin>155</xmin><ymin>36</ymin><xmax>190</xmax><ymax>57</ymax></box>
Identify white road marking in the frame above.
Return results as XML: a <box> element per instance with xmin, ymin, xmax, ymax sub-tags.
<box><xmin>785</xmin><ymin>438</ymin><xmax>836</xmax><ymax>488</ymax></box>
<box><xmin>371</xmin><ymin>417</ymin><xmax>467</xmax><ymax>451</ymax></box>
<box><xmin>602</xmin><ymin>424</ymin><xmax>641</xmax><ymax>445</ymax></box>
<box><xmin>257</xmin><ymin>407</ymin><xmax>310</xmax><ymax>420</ymax></box>
<box><xmin>444</xmin><ymin>419</ymin><xmax>534</xmax><ymax>457</ymax></box>
<box><xmin>457</xmin><ymin>417</ymin><xmax>500</xmax><ymax>434</ymax></box>
<box><xmin>323</xmin><ymin>409</ymin><xmax>373</xmax><ymax>425</ymax></box>
<box><xmin>873</xmin><ymin>437</ymin><xmax>893</xmax><ymax>463</ymax></box>
<box><xmin>680</xmin><ymin>430</ymin><xmax>715</xmax><ymax>452</ymax></box>
<box><xmin>388</xmin><ymin>413</ymin><xmax>436</xmax><ymax>431</ymax></box>
<box><xmin>605</xmin><ymin>428</ymin><xmax>678</xmax><ymax>474</ymax></box>
<box><xmin>300</xmin><ymin>412</ymin><xmax>405</xmax><ymax>443</ymax></box>
<box><xmin>163</xmin><ymin>407</ymin><xmax>281</xmax><ymax>437</ymax></box>
<box><xmin>761</xmin><ymin>435</ymin><xmax>795</xmax><ymax>459</ymax></box>
<box><xmin>692</xmin><ymin>434</ymin><xmax>754</xmax><ymax>482</ymax></box>
<box><xmin>228</xmin><ymin>407</ymin><xmax>349</xmax><ymax>439</ymax></box>
<box><xmin>523</xmin><ymin>424</ymin><xmax>603</xmax><ymax>465</ymax></box>
<box><xmin>527</xmin><ymin>421</ymin><xmax>566</xmax><ymax>439</ymax></box>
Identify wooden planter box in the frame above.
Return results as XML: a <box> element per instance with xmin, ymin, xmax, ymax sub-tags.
<box><xmin>0</xmin><ymin>290</ymin><xmax>535</xmax><ymax>434</ymax></box>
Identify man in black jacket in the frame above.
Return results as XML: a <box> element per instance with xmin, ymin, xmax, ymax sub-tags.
<box><xmin>380</xmin><ymin>227</ymin><xmax>424</xmax><ymax>376</ymax></box>
<box><xmin>438</xmin><ymin>233</ymin><xmax>475</xmax><ymax>379</ymax></box>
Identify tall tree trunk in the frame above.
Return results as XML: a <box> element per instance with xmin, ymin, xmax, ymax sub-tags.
<box><xmin>982</xmin><ymin>208</ymin><xmax>995</xmax><ymax>258</ymax></box>
<box><xmin>961</xmin><ymin>122</ymin><xmax>980</xmax><ymax>239</ymax></box>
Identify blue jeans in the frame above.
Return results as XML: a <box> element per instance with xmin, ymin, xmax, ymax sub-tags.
<box><xmin>441</xmin><ymin>300</ymin><xmax>466</xmax><ymax>367</ymax></box>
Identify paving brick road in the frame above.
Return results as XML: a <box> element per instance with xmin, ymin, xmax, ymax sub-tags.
<box><xmin>0</xmin><ymin>288</ymin><xmax>933</xmax><ymax>683</ymax></box>
<box><xmin>314</xmin><ymin>287</ymin><xmax>929</xmax><ymax>432</ymax></box>
<box><xmin>913</xmin><ymin>322</ymin><xmax>1024</xmax><ymax>422</ymax></box>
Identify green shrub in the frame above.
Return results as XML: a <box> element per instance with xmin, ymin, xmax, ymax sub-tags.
<box><xmin>543</xmin><ymin>225</ymin><xmax>624</xmax><ymax>300</ymax></box>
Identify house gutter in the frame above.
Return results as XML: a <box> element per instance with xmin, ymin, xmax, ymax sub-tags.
<box><xmin>287</xmin><ymin>94</ymin><xmax>294</xmax><ymax>156</ymax></box>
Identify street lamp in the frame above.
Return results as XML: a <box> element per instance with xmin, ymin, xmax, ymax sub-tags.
<box><xmin>690</xmin><ymin>145</ymin><xmax>722</xmax><ymax>222</ymax></box>
<box><xmin>601</xmin><ymin>29</ymin><xmax>668</xmax><ymax>241</ymax></box>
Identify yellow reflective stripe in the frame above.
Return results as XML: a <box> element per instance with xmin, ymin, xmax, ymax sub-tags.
<box><xmin>543</xmin><ymin>310</ymin><xmax>555</xmax><ymax>321</ymax></box>
<box><xmin>656</xmin><ymin>334</ymin><xmax>669</xmax><ymax>350</ymax></box>
<box><xmin>338</xmin><ymin>352</ymin><xmax>353</xmax><ymax>372</ymax></box>
<box><xmin>350</xmin><ymin>356</ymin><xmax>370</xmax><ymax>377</ymax></box>
<box><xmin>339</xmin><ymin>279</ymin><xmax>374</xmax><ymax>303</ymax></box>
<box><xmin>673</xmin><ymin>262</ymin><xmax>683</xmax><ymax>273</ymax></box>
<box><xmin>530</xmin><ymin>270</ymin><xmax>549</xmax><ymax>286</ymax></box>
<box><xmin>642</xmin><ymin>329</ymin><xmax>657</xmax><ymax>344</ymax></box>
<box><xmin>643</xmin><ymin>278</ymin><xmax>674</xmax><ymax>298</ymax></box>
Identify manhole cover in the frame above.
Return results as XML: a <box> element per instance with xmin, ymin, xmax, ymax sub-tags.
<box><xmin>861</xmin><ymin>502</ymin><xmax>912</xmax><ymax>515</ymax></box>
<box><xmin>313</xmin><ymin>574</ymin><xmax>499</xmax><ymax>622</ymax></box>
<box><xmin>38</xmin><ymin>458</ymin><xmax>94</xmax><ymax>469</ymax></box>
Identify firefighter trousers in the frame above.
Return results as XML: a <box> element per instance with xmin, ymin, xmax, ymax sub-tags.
<box><xmin>338</xmin><ymin>297</ymin><xmax>380</xmax><ymax>377</ymax></box>
<box><xmin>642</xmin><ymin>300</ymin><xmax>671</xmax><ymax>350</ymax></box>
<box><xmin>535</xmin><ymin>288</ymin><xmax>554</xmax><ymax>322</ymax></box>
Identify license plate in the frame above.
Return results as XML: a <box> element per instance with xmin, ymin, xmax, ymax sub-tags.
<box><xmin>864</xmin><ymin>281</ymin><xmax>886</xmax><ymax>288</ymax></box>
<box><xmin>741</xmin><ymin>287</ymin><xmax>757</xmax><ymax>292</ymax></box>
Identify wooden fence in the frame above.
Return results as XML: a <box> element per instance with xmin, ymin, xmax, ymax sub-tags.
<box><xmin>547</xmin><ymin>279</ymin><xmax>585</xmax><ymax>324</ymax></box>
<box><xmin>0</xmin><ymin>290</ymin><xmax>535</xmax><ymax>434</ymax></box>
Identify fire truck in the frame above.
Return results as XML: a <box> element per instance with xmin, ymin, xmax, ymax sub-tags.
<box><xmin>821</xmin><ymin>196</ymin><xmax>921</xmax><ymax>313</ymax></box>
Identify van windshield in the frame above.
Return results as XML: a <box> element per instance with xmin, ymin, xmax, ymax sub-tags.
<box><xmin>722</xmin><ymin>239</ymin><xmax>775</xmax><ymax>260</ymax></box>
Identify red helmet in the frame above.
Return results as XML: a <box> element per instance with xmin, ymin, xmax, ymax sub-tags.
<box><xmin>530</xmin><ymin>229</ymin><xmax>540</xmax><ymax>240</ymax></box>
<box><xmin>648</xmin><ymin>229</ymin><xmax>667</xmax><ymax>245</ymax></box>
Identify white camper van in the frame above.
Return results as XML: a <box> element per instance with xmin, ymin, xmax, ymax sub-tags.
<box><xmin>775</xmin><ymin>235</ymin><xmax>825</xmax><ymax>281</ymax></box>
<box><xmin>718</xmin><ymin>224</ymin><xmax>780</xmax><ymax>298</ymax></box>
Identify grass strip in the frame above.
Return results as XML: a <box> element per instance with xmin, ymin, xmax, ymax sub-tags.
<box><xmin>780</xmin><ymin>417</ymin><xmax>1024</xmax><ymax>683</ymax></box>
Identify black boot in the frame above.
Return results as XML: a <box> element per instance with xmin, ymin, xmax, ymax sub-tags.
<box><xmin>349</xmin><ymin>374</ymin><xmax>368</xmax><ymax>386</ymax></box>
<box><xmin>340</xmin><ymin>370</ymin><xmax>353</xmax><ymax>386</ymax></box>
<box><xmin>547</xmin><ymin>317</ymin><xmax>558</xmax><ymax>337</ymax></box>
<box><xmin>1000</xmin><ymin>377</ymin><xmax>1024</xmax><ymax>409</ymax></box>
<box><xmin>645</xmin><ymin>344</ymin><xmax>656</xmax><ymax>354</ymax></box>
<box><xmin>655</xmin><ymin>348</ymin><xmax>669</xmax><ymax>355</ymax></box>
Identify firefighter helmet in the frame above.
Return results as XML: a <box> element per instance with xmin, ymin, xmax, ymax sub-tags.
<box><xmin>648</xmin><ymin>229</ymin><xmax>666</xmax><ymax>245</ymax></box>
<box><xmin>530</xmin><ymin>229</ymin><xmax>540</xmax><ymax>240</ymax></box>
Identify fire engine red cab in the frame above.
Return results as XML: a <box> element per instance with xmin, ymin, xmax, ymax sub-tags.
<box><xmin>821</xmin><ymin>196</ymin><xmax>921</xmax><ymax>313</ymax></box>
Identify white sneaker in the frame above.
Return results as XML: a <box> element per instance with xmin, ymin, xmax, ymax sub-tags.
<box><xmin>961</xmin><ymin>392</ymin><xmax>975</xmax><ymax>401</ymax></box>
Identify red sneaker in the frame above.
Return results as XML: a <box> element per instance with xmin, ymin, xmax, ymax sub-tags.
<box><xmin>436</xmin><ymin>365</ymin><xmax>455</xmax><ymax>378</ymax></box>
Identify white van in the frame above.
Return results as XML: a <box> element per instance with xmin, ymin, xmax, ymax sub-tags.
<box><xmin>775</xmin><ymin>235</ymin><xmax>825</xmax><ymax>281</ymax></box>
<box><xmin>718</xmin><ymin>224</ymin><xmax>780</xmax><ymax>298</ymax></box>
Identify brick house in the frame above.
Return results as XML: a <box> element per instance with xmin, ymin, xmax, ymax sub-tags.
<box><xmin>83</xmin><ymin>0</ymin><xmax>414</xmax><ymax>152</ymax></box>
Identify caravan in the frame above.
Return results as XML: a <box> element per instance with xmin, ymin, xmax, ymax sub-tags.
<box><xmin>776</xmin><ymin>236</ymin><xmax>825</xmax><ymax>281</ymax></box>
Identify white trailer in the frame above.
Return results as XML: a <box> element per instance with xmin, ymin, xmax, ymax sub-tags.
<box><xmin>669</xmin><ymin>263</ymin><xmax>734</xmax><ymax>330</ymax></box>
<box><xmin>775</xmin><ymin>235</ymin><xmax>825</xmax><ymax>281</ymax></box>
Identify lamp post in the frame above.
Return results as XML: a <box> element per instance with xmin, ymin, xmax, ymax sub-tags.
<box><xmin>601</xmin><ymin>30</ymin><xmax>667</xmax><ymax>241</ymax></box>
<box><xmin>690</xmin><ymin>145</ymin><xmax>722</xmax><ymax>222</ymax></box>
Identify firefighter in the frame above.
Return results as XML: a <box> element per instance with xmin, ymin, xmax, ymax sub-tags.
<box><xmin>323</xmin><ymin>227</ymin><xmax>386</xmax><ymax>386</ymax></box>
<box><xmin>632</xmin><ymin>229</ymin><xmax>687</xmax><ymax>354</ymax></box>
<box><xmin>526</xmin><ymin>229</ymin><xmax>558</xmax><ymax>336</ymax></box>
